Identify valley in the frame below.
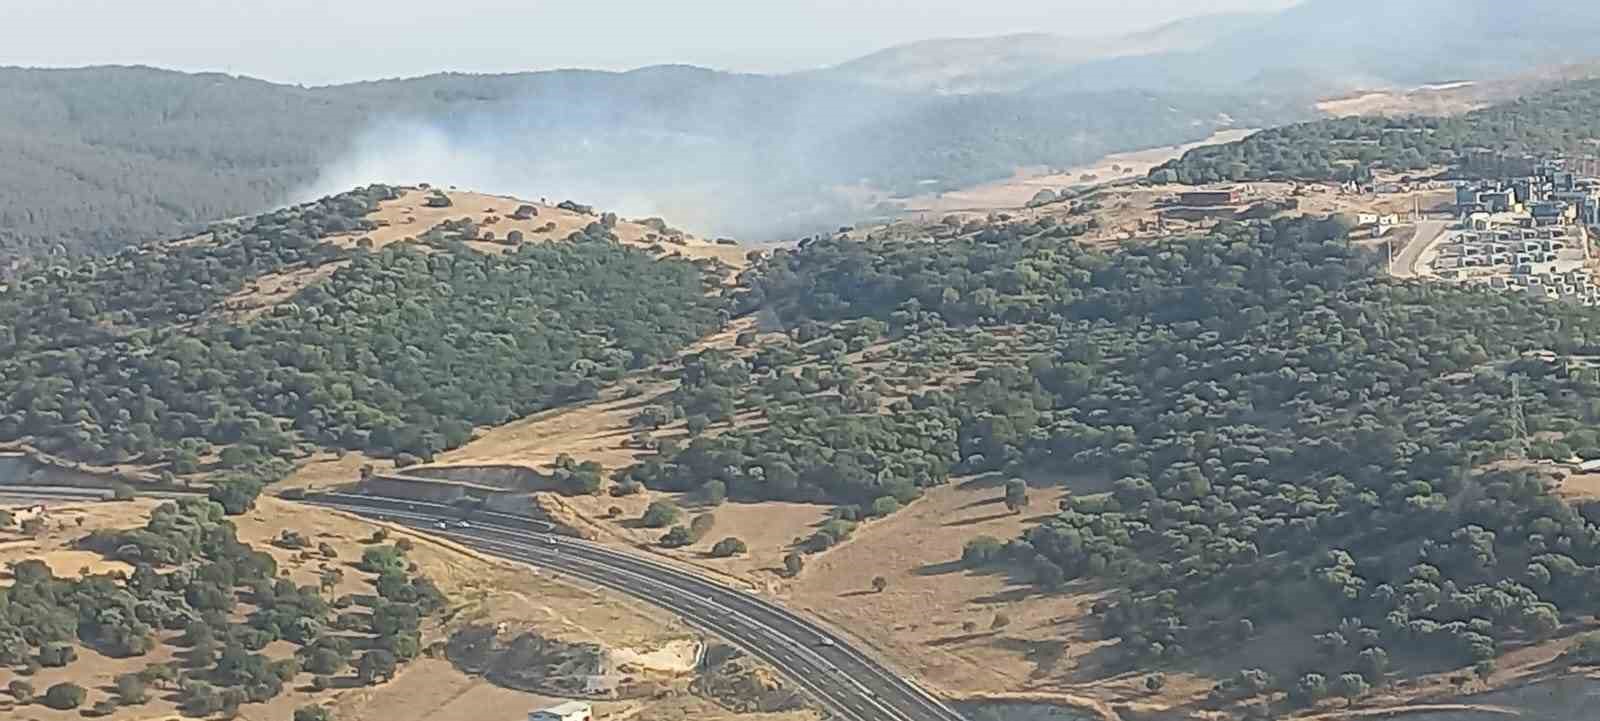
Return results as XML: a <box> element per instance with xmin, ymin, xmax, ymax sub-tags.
<box><xmin>12</xmin><ymin>5</ymin><xmax>1600</xmax><ymax>721</ymax></box>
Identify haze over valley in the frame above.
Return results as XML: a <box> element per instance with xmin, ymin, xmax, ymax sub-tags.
<box><xmin>10</xmin><ymin>0</ymin><xmax>1600</xmax><ymax>264</ymax></box>
<box><xmin>13</xmin><ymin>3</ymin><xmax>1600</xmax><ymax>721</ymax></box>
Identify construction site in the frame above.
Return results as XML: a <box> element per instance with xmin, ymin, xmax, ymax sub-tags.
<box><xmin>1428</xmin><ymin>159</ymin><xmax>1600</xmax><ymax>304</ymax></box>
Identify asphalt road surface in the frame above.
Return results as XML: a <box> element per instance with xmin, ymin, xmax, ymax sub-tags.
<box><xmin>1391</xmin><ymin>220</ymin><xmax>1450</xmax><ymax>278</ymax></box>
<box><xmin>305</xmin><ymin>493</ymin><xmax>969</xmax><ymax>721</ymax></box>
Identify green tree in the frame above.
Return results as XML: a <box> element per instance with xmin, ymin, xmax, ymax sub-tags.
<box><xmin>1003</xmin><ymin>479</ymin><xmax>1029</xmax><ymax>514</ymax></box>
<box><xmin>116</xmin><ymin>673</ymin><xmax>149</xmax><ymax>705</ymax></box>
<box><xmin>783</xmin><ymin>552</ymin><xmax>805</xmax><ymax>577</ymax></box>
<box><xmin>641</xmin><ymin>500</ymin><xmax>682</xmax><ymax>528</ymax></box>
<box><xmin>710</xmin><ymin>537</ymin><xmax>748</xmax><ymax>558</ymax></box>
<box><xmin>961</xmin><ymin>536</ymin><xmax>1004</xmax><ymax>566</ymax></box>
<box><xmin>38</xmin><ymin>642</ymin><xmax>77</xmax><ymax>667</ymax></box>
<box><xmin>358</xmin><ymin>650</ymin><xmax>398</xmax><ymax>685</ymax></box>
<box><xmin>699</xmin><ymin>480</ymin><xmax>727</xmax><ymax>506</ymax></box>
<box><xmin>660</xmin><ymin>526</ymin><xmax>694</xmax><ymax>548</ymax></box>
<box><xmin>1334</xmin><ymin>673</ymin><xmax>1370</xmax><ymax>702</ymax></box>
<box><xmin>42</xmin><ymin>682</ymin><xmax>86</xmax><ymax>710</ymax></box>
<box><xmin>360</xmin><ymin>546</ymin><xmax>408</xmax><ymax>574</ymax></box>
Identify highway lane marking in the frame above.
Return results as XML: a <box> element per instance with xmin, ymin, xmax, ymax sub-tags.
<box><xmin>325</xmin><ymin>501</ymin><xmax>941</xmax><ymax>720</ymax></box>
<box><xmin>315</xmin><ymin>499</ymin><xmax>957</xmax><ymax>721</ymax></box>
<box><xmin>400</xmin><ymin>525</ymin><xmax>875</xmax><ymax>721</ymax></box>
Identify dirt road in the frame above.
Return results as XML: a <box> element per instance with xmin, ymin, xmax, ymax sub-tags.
<box><xmin>1390</xmin><ymin>220</ymin><xmax>1450</xmax><ymax>278</ymax></box>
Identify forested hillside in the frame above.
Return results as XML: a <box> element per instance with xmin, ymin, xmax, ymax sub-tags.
<box><xmin>0</xmin><ymin>65</ymin><xmax>1303</xmax><ymax>263</ymax></box>
<box><xmin>1152</xmin><ymin>78</ymin><xmax>1600</xmax><ymax>184</ymax></box>
<box><xmin>0</xmin><ymin>68</ymin><xmax>355</xmax><ymax>261</ymax></box>
<box><xmin>614</xmin><ymin>210</ymin><xmax>1600</xmax><ymax>712</ymax></box>
<box><xmin>0</xmin><ymin>185</ymin><xmax>728</xmax><ymax>508</ymax></box>
<box><xmin>0</xmin><ymin>498</ymin><xmax>445</xmax><ymax>715</ymax></box>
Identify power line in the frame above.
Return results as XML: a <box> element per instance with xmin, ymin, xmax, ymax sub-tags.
<box><xmin>1509</xmin><ymin>376</ymin><xmax>1530</xmax><ymax>460</ymax></box>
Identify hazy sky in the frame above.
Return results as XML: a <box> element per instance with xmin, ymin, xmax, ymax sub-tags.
<box><xmin>3</xmin><ymin>0</ymin><xmax>1301</xmax><ymax>85</ymax></box>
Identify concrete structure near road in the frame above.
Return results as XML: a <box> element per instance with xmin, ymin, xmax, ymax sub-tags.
<box><xmin>529</xmin><ymin>701</ymin><xmax>593</xmax><ymax>721</ymax></box>
<box><xmin>1177</xmin><ymin>187</ymin><xmax>1241</xmax><ymax>207</ymax></box>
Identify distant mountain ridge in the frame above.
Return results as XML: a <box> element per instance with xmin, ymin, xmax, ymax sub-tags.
<box><xmin>815</xmin><ymin>12</ymin><xmax>1269</xmax><ymax>94</ymax></box>
<box><xmin>0</xmin><ymin>63</ymin><xmax>1303</xmax><ymax>262</ymax></box>
<box><xmin>7</xmin><ymin>0</ymin><xmax>1600</xmax><ymax>261</ymax></box>
<box><xmin>823</xmin><ymin>0</ymin><xmax>1600</xmax><ymax>97</ymax></box>
<box><xmin>1035</xmin><ymin>0</ymin><xmax>1600</xmax><ymax>94</ymax></box>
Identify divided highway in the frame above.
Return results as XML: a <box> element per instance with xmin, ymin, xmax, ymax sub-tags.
<box><xmin>304</xmin><ymin>493</ymin><xmax>969</xmax><ymax>721</ymax></box>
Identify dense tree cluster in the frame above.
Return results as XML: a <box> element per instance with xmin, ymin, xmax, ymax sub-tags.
<box><xmin>2</xmin><ymin>498</ymin><xmax>446</xmax><ymax>712</ymax></box>
<box><xmin>659</xmin><ymin>210</ymin><xmax>1600</xmax><ymax>699</ymax></box>
<box><xmin>0</xmin><ymin>187</ymin><xmax>726</xmax><ymax>494</ymax></box>
<box><xmin>1150</xmin><ymin>79</ymin><xmax>1600</xmax><ymax>184</ymax></box>
<box><xmin>619</xmin><ymin>214</ymin><xmax>1107</xmax><ymax>509</ymax></box>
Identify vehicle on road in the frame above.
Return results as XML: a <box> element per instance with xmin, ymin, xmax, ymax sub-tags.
<box><xmin>817</xmin><ymin>637</ymin><xmax>836</xmax><ymax>647</ymax></box>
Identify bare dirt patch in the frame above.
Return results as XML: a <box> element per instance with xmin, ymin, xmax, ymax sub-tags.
<box><xmin>782</xmin><ymin>477</ymin><xmax>1075</xmax><ymax>695</ymax></box>
<box><xmin>894</xmin><ymin>129</ymin><xmax>1258</xmax><ymax>215</ymax></box>
<box><xmin>216</xmin><ymin>262</ymin><xmax>346</xmax><ymax>321</ymax></box>
<box><xmin>1317</xmin><ymin>85</ymin><xmax>1491</xmax><ymax>118</ymax></box>
<box><xmin>215</xmin><ymin>187</ymin><xmax>750</xmax><ymax>322</ymax></box>
<box><xmin>1557</xmin><ymin>471</ymin><xmax>1600</xmax><ymax>500</ymax></box>
<box><xmin>352</xmin><ymin>189</ymin><xmax>748</xmax><ymax>266</ymax></box>
<box><xmin>434</xmin><ymin>383</ymin><xmax>676</xmax><ymax>472</ymax></box>
<box><xmin>277</xmin><ymin>450</ymin><xmax>392</xmax><ymax>493</ymax></box>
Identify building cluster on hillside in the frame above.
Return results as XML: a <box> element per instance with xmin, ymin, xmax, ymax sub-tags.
<box><xmin>1454</xmin><ymin>159</ymin><xmax>1600</xmax><ymax>226</ymax></box>
<box><xmin>1434</xmin><ymin>159</ymin><xmax>1600</xmax><ymax>304</ymax></box>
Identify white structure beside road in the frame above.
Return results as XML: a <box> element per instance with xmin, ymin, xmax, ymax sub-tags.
<box><xmin>529</xmin><ymin>701</ymin><xmax>593</xmax><ymax>721</ymax></box>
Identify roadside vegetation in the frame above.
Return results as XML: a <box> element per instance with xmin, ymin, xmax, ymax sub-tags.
<box><xmin>0</xmin><ymin>498</ymin><xmax>445</xmax><ymax>715</ymax></box>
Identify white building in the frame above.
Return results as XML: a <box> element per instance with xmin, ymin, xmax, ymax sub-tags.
<box><xmin>529</xmin><ymin>701</ymin><xmax>593</xmax><ymax>721</ymax></box>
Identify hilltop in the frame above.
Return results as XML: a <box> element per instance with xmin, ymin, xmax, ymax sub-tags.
<box><xmin>0</xmin><ymin>64</ymin><xmax>1302</xmax><ymax>264</ymax></box>
<box><xmin>0</xmin><ymin>185</ymin><xmax>739</xmax><ymax>506</ymax></box>
<box><xmin>814</xmin><ymin>12</ymin><xmax>1267</xmax><ymax>94</ymax></box>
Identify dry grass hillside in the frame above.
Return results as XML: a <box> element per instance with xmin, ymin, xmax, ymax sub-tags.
<box><xmin>0</xmin><ymin>496</ymin><xmax>817</xmax><ymax>721</ymax></box>
<box><xmin>73</xmin><ymin>178</ymin><xmax>1599</xmax><ymax>721</ymax></box>
<box><xmin>211</xmin><ymin>187</ymin><xmax>750</xmax><ymax>320</ymax></box>
<box><xmin>891</xmin><ymin>129</ymin><xmax>1257</xmax><ymax>215</ymax></box>
<box><xmin>866</xmin><ymin>178</ymin><xmax>1454</xmax><ymax>255</ymax></box>
<box><xmin>337</xmin><ymin>200</ymin><xmax>1600</xmax><ymax>721</ymax></box>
